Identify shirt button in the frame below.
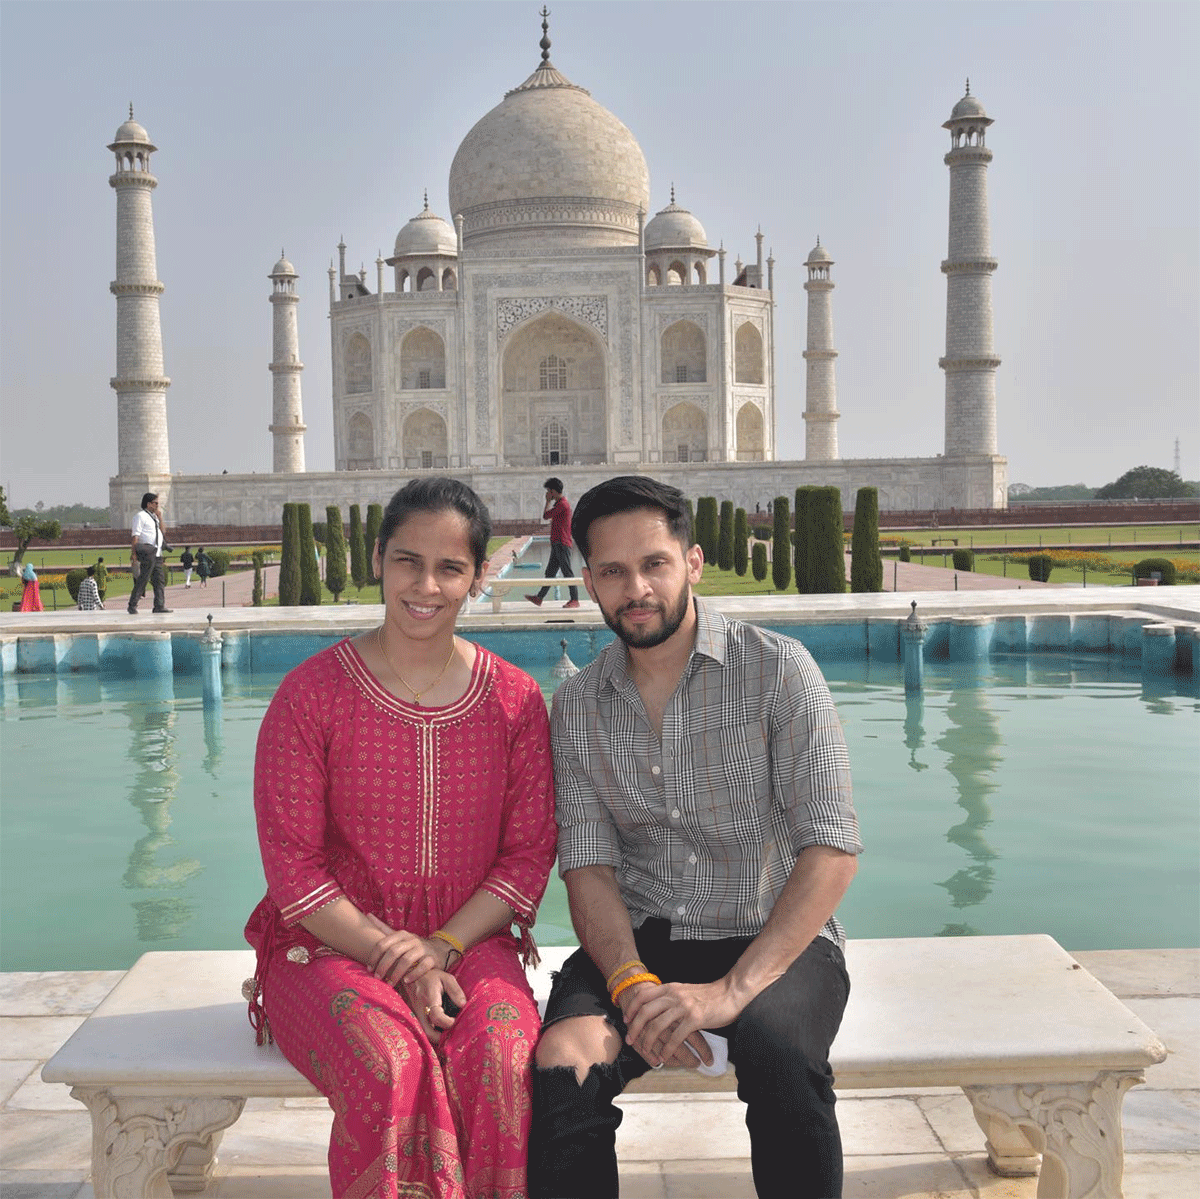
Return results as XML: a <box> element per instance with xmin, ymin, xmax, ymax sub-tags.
<box><xmin>651</xmin><ymin>765</ymin><xmax>661</xmax><ymax>776</ymax></box>
<box><xmin>671</xmin><ymin>808</ymin><xmax>680</xmax><ymax>819</ymax></box>
<box><xmin>676</xmin><ymin>905</ymin><xmax>686</xmax><ymax>915</ymax></box>
<box><xmin>688</xmin><ymin>854</ymin><xmax>697</xmax><ymax>865</ymax></box>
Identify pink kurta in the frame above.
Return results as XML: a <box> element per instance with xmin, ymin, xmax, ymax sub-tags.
<box><xmin>245</xmin><ymin>640</ymin><xmax>557</xmax><ymax>1199</ymax></box>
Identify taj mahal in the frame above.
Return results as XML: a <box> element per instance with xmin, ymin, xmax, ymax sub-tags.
<box><xmin>106</xmin><ymin>16</ymin><xmax>1006</xmax><ymax>529</ymax></box>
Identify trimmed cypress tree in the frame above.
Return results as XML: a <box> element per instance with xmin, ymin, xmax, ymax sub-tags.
<box><xmin>850</xmin><ymin>487</ymin><xmax>884</xmax><ymax>593</ymax></box>
<box><xmin>365</xmin><ymin>503</ymin><xmax>384</xmax><ymax>585</ymax></box>
<box><xmin>717</xmin><ymin>500</ymin><xmax>735</xmax><ymax>572</ymax></box>
<box><xmin>325</xmin><ymin>505</ymin><xmax>348</xmax><ymax>601</ymax></box>
<box><xmin>771</xmin><ymin>496</ymin><xmax>792</xmax><ymax>592</ymax></box>
<box><xmin>278</xmin><ymin>503</ymin><xmax>301</xmax><ymax>606</ymax></box>
<box><xmin>297</xmin><ymin>503</ymin><xmax>322</xmax><ymax>605</ymax></box>
<box><xmin>751</xmin><ymin>541</ymin><xmax>768</xmax><ymax>582</ymax></box>
<box><xmin>810</xmin><ymin>487</ymin><xmax>846</xmax><ymax>593</ymax></box>
<box><xmin>684</xmin><ymin>498</ymin><xmax>695</xmax><ymax>546</ymax></box>
<box><xmin>349</xmin><ymin>504</ymin><xmax>367</xmax><ymax>591</ymax></box>
<box><xmin>733</xmin><ymin>507</ymin><xmax>749</xmax><ymax>576</ymax></box>
<box><xmin>252</xmin><ymin>551</ymin><xmax>264</xmax><ymax>606</ymax></box>
<box><xmin>695</xmin><ymin>497</ymin><xmax>718</xmax><ymax>565</ymax></box>
<box><xmin>793</xmin><ymin>485</ymin><xmax>816</xmax><ymax>593</ymax></box>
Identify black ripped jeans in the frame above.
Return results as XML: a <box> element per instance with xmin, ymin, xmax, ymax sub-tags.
<box><xmin>529</xmin><ymin>920</ymin><xmax>850</xmax><ymax>1199</ymax></box>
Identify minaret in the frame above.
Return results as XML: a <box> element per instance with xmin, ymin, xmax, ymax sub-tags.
<box><xmin>108</xmin><ymin>107</ymin><xmax>170</xmax><ymax>480</ymax></box>
<box><xmin>802</xmin><ymin>239</ymin><xmax>839</xmax><ymax>460</ymax></box>
<box><xmin>940</xmin><ymin>82</ymin><xmax>1000</xmax><ymax>457</ymax></box>
<box><xmin>268</xmin><ymin>252</ymin><xmax>306</xmax><ymax>472</ymax></box>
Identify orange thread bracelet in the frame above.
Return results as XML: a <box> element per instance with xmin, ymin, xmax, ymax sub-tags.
<box><xmin>610</xmin><ymin>972</ymin><xmax>660</xmax><ymax>1004</ymax></box>
<box><xmin>431</xmin><ymin>930</ymin><xmax>465</xmax><ymax>965</ymax></box>
<box><xmin>605</xmin><ymin>959</ymin><xmax>645</xmax><ymax>990</ymax></box>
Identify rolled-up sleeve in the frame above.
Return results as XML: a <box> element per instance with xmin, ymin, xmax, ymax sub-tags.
<box><xmin>550</xmin><ymin>683</ymin><xmax>624</xmax><ymax>875</ymax></box>
<box><xmin>770</xmin><ymin>643</ymin><xmax>862</xmax><ymax>857</ymax></box>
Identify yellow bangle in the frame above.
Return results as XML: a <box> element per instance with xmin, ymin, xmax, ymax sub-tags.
<box><xmin>605</xmin><ymin>959</ymin><xmax>645</xmax><ymax>991</ymax></box>
<box><xmin>431</xmin><ymin>929</ymin><xmax>465</xmax><ymax>958</ymax></box>
<box><xmin>610</xmin><ymin>972</ymin><xmax>660</xmax><ymax>1005</ymax></box>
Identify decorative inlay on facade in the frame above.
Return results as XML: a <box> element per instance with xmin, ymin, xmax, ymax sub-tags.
<box><xmin>463</xmin><ymin>197</ymin><xmax>641</xmax><ymax>233</ymax></box>
<box><xmin>399</xmin><ymin>400</ymin><xmax>449</xmax><ymax>419</ymax></box>
<box><xmin>658</xmin><ymin>393</ymin><xmax>711</xmax><ymax>417</ymax></box>
<box><xmin>111</xmin><ymin>377</ymin><xmax>170</xmax><ymax>390</ymax></box>
<box><xmin>392</xmin><ymin>317</ymin><xmax>448</xmax><ymax>340</ymax></box>
<box><xmin>655</xmin><ymin>310</ymin><xmax>712</xmax><ymax>335</ymax></box>
<box><xmin>939</xmin><ymin>357</ymin><xmax>1002</xmax><ymax>371</ymax></box>
<box><xmin>941</xmin><ymin>259</ymin><xmax>999</xmax><ymax>273</ymax></box>
<box><xmin>109</xmin><ymin>282</ymin><xmax>165</xmax><ymax>295</ymax></box>
<box><xmin>497</xmin><ymin>296</ymin><xmax>608</xmax><ymax>343</ymax></box>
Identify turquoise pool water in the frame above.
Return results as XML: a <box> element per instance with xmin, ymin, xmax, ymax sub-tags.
<box><xmin>2</xmin><ymin>647</ymin><xmax>1197</xmax><ymax>971</ymax></box>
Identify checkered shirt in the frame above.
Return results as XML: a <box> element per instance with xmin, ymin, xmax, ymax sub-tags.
<box><xmin>551</xmin><ymin>598</ymin><xmax>861</xmax><ymax>946</ymax></box>
<box><xmin>76</xmin><ymin>577</ymin><xmax>103</xmax><ymax>610</ymax></box>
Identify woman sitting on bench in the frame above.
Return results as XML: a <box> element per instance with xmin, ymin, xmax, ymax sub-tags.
<box><xmin>244</xmin><ymin>478</ymin><xmax>557</xmax><ymax>1199</ymax></box>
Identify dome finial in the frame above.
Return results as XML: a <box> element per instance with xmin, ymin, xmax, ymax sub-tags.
<box><xmin>423</xmin><ymin>189</ymin><xmax>429</xmax><ymax>211</ymax></box>
<box><xmin>539</xmin><ymin>6</ymin><xmax>552</xmax><ymax>63</ymax></box>
<box><xmin>965</xmin><ymin>77</ymin><xmax>970</xmax><ymax>95</ymax></box>
<box><xmin>670</xmin><ymin>183</ymin><xmax>675</xmax><ymax>204</ymax></box>
<box><xmin>128</xmin><ymin>102</ymin><xmax>134</xmax><ymax>120</ymax></box>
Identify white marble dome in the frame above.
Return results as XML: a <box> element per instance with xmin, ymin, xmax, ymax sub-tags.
<box><xmin>448</xmin><ymin>59</ymin><xmax>650</xmax><ymax>248</ymax></box>
<box><xmin>393</xmin><ymin>201</ymin><xmax>457</xmax><ymax>257</ymax></box>
<box><xmin>270</xmin><ymin>253</ymin><xmax>296</xmax><ymax>277</ymax></box>
<box><xmin>806</xmin><ymin>241</ymin><xmax>832</xmax><ymax>265</ymax></box>
<box><xmin>948</xmin><ymin>92</ymin><xmax>989</xmax><ymax>121</ymax></box>
<box><xmin>644</xmin><ymin>197</ymin><xmax>708</xmax><ymax>250</ymax></box>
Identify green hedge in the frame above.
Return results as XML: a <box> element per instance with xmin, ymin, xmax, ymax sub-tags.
<box><xmin>349</xmin><ymin>504</ymin><xmax>367</xmax><ymax>591</ymax></box>
<box><xmin>898</xmin><ymin>543</ymin><xmax>911</xmax><ymax>563</ymax></box>
<box><xmin>298</xmin><ymin>503</ymin><xmax>321</xmax><ymax>606</ymax></box>
<box><xmin>952</xmin><ymin>548</ymin><xmax>974</xmax><ymax>573</ymax></box>
<box><xmin>365</xmin><ymin>504</ymin><xmax>383</xmax><ymax>585</ymax></box>
<box><xmin>850</xmin><ymin>487</ymin><xmax>882</xmax><ymax>593</ymax></box>
<box><xmin>279</xmin><ymin>504</ymin><xmax>301</xmax><ymax>606</ymax></box>
<box><xmin>65</xmin><ymin>568</ymin><xmax>86</xmax><ymax>601</ymax></box>
<box><xmin>809</xmin><ymin>487</ymin><xmax>846</xmax><ymax>594</ymax></box>
<box><xmin>1027</xmin><ymin>553</ymin><xmax>1054</xmax><ymax>583</ymax></box>
<box><xmin>1133</xmin><ymin>557</ymin><xmax>1177</xmax><ymax>585</ymax></box>
<box><xmin>206</xmin><ymin>549</ymin><xmax>232</xmax><ymax>577</ymax></box>
<box><xmin>325</xmin><ymin>506</ymin><xmax>348</xmax><ymax>600</ymax></box>
<box><xmin>695</xmin><ymin>497</ymin><xmax>718</xmax><ymax>565</ymax></box>
<box><xmin>717</xmin><ymin>500</ymin><xmax>735</xmax><ymax>572</ymax></box>
<box><xmin>771</xmin><ymin>497</ymin><xmax>792</xmax><ymax>591</ymax></box>
<box><xmin>751</xmin><ymin>542</ymin><xmax>768</xmax><ymax>582</ymax></box>
<box><xmin>733</xmin><ymin>508</ymin><xmax>749</xmax><ymax>577</ymax></box>
<box><xmin>793</xmin><ymin>486</ymin><xmax>815</xmax><ymax>594</ymax></box>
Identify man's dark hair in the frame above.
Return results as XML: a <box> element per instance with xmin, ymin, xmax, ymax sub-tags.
<box><xmin>86</xmin><ymin>565</ymin><xmax>96</xmax><ymax>576</ymax></box>
<box><xmin>543</xmin><ymin>477</ymin><xmax>564</xmax><ymax>494</ymax></box>
<box><xmin>571</xmin><ymin>475</ymin><xmax>693</xmax><ymax>563</ymax></box>
<box><xmin>140</xmin><ymin>492</ymin><xmax>158</xmax><ymax>509</ymax></box>
<box><xmin>377</xmin><ymin>477</ymin><xmax>492</xmax><ymax>571</ymax></box>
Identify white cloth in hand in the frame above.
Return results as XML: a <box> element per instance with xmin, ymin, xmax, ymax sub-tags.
<box><xmin>685</xmin><ymin>1030</ymin><xmax>729</xmax><ymax>1077</ymax></box>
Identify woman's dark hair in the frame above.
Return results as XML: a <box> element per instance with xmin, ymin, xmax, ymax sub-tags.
<box><xmin>377</xmin><ymin>478</ymin><xmax>492</xmax><ymax>571</ymax></box>
<box><xmin>571</xmin><ymin>475</ymin><xmax>693</xmax><ymax>563</ymax></box>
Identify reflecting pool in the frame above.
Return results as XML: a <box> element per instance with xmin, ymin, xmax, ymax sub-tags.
<box><xmin>2</xmin><ymin>648</ymin><xmax>1196</xmax><ymax>971</ymax></box>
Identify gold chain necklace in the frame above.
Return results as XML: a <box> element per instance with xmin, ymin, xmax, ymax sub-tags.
<box><xmin>376</xmin><ymin>627</ymin><xmax>457</xmax><ymax>705</ymax></box>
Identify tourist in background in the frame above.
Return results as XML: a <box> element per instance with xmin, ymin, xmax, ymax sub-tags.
<box><xmin>18</xmin><ymin>561</ymin><xmax>42</xmax><ymax>611</ymax></box>
<box><xmin>128</xmin><ymin>492</ymin><xmax>170</xmax><ymax>614</ymax></box>
<box><xmin>94</xmin><ymin>557</ymin><xmax>108</xmax><ymax>603</ymax></box>
<box><xmin>180</xmin><ymin>546</ymin><xmax>195</xmax><ymax>587</ymax></box>
<box><xmin>76</xmin><ymin>565</ymin><xmax>104</xmax><ymax>611</ymax></box>
<box><xmin>195</xmin><ymin>546</ymin><xmax>212</xmax><ymax>588</ymax></box>
<box><xmin>526</xmin><ymin>476</ymin><xmax>580</xmax><ymax>609</ymax></box>
<box><xmin>244</xmin><ymin>477</ymin><xmax>557</xmax><ymax>1199</ymax></box>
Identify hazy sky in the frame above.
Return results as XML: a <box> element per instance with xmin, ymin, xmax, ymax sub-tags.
<box><xmin>1</xmin><ymin>0</ymin><xmax>1196</xmax><ymax>509</ymax></box>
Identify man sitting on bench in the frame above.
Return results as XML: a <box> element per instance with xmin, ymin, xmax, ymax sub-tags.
<box><xmin>529</xmin><ymin>476</ymin><xmax>862</xmax><ymax>1199</ymax></box>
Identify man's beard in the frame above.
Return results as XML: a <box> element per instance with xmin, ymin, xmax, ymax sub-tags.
<box><xmin>600</xmin><ymin>585</ymin><xmax>691</xmax><ymax>650</ymax></box>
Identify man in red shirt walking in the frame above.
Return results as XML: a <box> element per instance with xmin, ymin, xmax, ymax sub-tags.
<box><xmin>527</xmin><ymin>477</ymin><xmax>581</xmax><ymax>609</ymax></box>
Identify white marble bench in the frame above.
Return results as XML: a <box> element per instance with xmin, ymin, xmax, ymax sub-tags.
<box><xmin>486</xmin><ymin>576</ymin><xmax>586</xmax><ymax>612</ymax></box>
<box><xmin>42</xmin><ymin>935</ymin><xmax>1165</xmax><ymax>1198</ymax></box>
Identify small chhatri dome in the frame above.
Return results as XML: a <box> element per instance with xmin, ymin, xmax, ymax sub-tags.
<box><xmin>110</xmin><ymin>104</ymin><xmax>154</xmax><ymax>149</ymax></box>
<box><xmin>271</xmin><ymin>250</ymin><xmax>297</xmax><ymax>277</ymax></box>
<box><xmin>393</xmin><ymin>194</ymin><xmax>457</xmax><ymax>257</ymax></box>
<box><xmin>947</xmin><ymin>81</ymin><xmax>990</xmax><ymax>123</ymax></box>
<box><xmin>806</xmin><ymin>238</ymin><xmax>832</xmax><ymax>265</ymax></box>
<box><xmin>448</xmin><ymin>9</ymin><xmax>649</xmax><ymax>248</ymax></box>
<box><xmin>644</xmin><ymin>189</ymin><xmax>708</xmax><ymax>250</ymax></box>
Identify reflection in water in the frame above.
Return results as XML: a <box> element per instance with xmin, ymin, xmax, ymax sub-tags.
<box><xmin>121</xmin><ymin>676</ymin><xmax>202</xmax><ymax>940</ymax></box>
<box><xmin>904</xmin><ymin>693</ymin><xmax>929</xmax><ymax>772</ymax></box>
<box><xmin>202</xmin><ymin>697</ymin><xmax>225</xmax><ymax>778</ymax></box>
<box><xmin>932</xmin><ymin>680</ymin><xmax>1003</xmax><ymax>935</ymax></box>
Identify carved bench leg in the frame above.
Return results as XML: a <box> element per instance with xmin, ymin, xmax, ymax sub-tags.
<box><xmin>71</xmin><ymin>1087</ymin><xmax>244</xmax><ymax>1198</ymax></box>
<box><xmin>964</xmin><ymin>1071</ymin><xmax>1143</xmax><ymax>1199</ymax></box>
<box><xmin>964</xmin><ymin>1087</ymin><xmax>1040</xmax><ymax>1176</ymax></box>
